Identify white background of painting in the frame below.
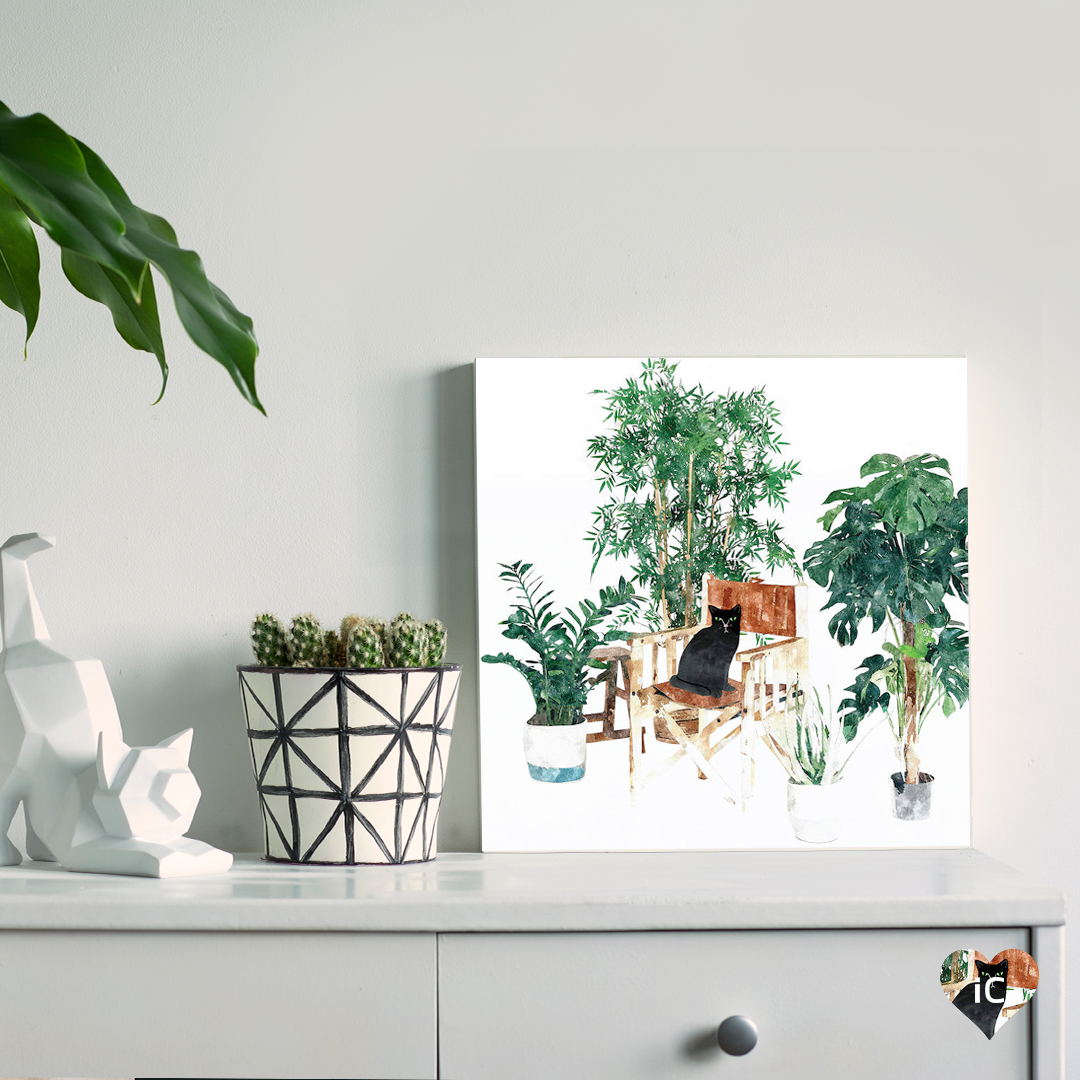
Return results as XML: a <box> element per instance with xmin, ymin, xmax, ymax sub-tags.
<box><xmin>477</xmin><ymin>357</ymin><xmax>968</xmax><ymax>850</ymax></box>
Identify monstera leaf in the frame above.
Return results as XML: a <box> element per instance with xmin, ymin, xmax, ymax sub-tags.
<box><xmin>0</xmin><ymin>101</ymin><xmax>261</xmax><ymax>412</ymax></box>
<box><xmin>820</xmin><ymin>453</ymin><xmax>953</xmax><ymax>534</ymax></box>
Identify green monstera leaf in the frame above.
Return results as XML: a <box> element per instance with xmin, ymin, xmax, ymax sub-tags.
<box><xmin>0</xmin><ymin>101</ymin><xmax>261</xmax><ymax>412</ymax></box>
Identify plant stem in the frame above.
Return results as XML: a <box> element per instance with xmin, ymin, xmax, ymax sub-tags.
<box><xmin>653</xmin><ymin>477</ymin><xmax>670</xmax><ymax>629</ymax></box>
<box><xmin>684</xmin><ymin>451</ymin><xmax>694</xmax><ymax>628</ymax></box>
<box><xmin>721</xmin><ymin>510</ymin><xmax>734</xmax><ymax>559</ymax></box>
<box><xmin>902</xmin><ymin>616</ymin><xmax>920</xmax><ymax>783</ymax></box>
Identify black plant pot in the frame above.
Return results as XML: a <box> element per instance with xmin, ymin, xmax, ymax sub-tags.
<box><xmin>890</xmin><ymin>771</ymin><xmax>934</xmax><ymax>821</ymax></box>
<box><xmin>238</xmin><ymin>664</ymin><xmax>460</xmax><ymax>864</ymax></box>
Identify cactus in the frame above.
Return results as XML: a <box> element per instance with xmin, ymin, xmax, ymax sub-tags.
<box><xmin>386</xmin><ymin>612</ymin><xmax>426</xmax><ymax>668</ymax></box>
<box><xmin>369</xmin><ymin>618</ymin><xmax>388</xmax><ymax>662</ymax></box>
<box><xmin>422</xmin><ymin>619</ymin><xmax>447</xmax><ymax>665</ymax></box>
<box><xmin>339</xmin><ymin>614</ymin><xmax>365</xmax><ymax>645</ymax></box>
<box><xmin>323</xmin><ymin>629</ymin><xmax>346</xmax><ymax>667</ymax></box>
<box><xmin>289</xmin><ymin>613</ymin><xmax>323</xmax><ymax>667</ymax></box>
<box><xmin>345</xmin><ymin>619</ymin><xmax>384</xmax><ymax>669</ymax></box>
<box><xmin>255</xmin><ymin>610</ymin><xmax>445</xmax><ymax>669</ymax></box>
<box><xmin>251</xmin><ymin>613</ymin><xmax>288</xmax><ymax>666</ymax></box>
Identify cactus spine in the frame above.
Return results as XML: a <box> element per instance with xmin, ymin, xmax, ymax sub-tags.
<box><xmin>345</xmin><ymin>618</ymin><xmax>384</xmax><ymax>669</ymax></box>
<box><xmin>289</xmin><ymin>613</ymin><xmax>324</xmax><ymax>667</ymax></box>
<box><xmin>422</xmin><ymin>619</ymin><xmax>447</xmax><ymax>665</ymax></box>
<box><xmin>386</xmin><ymin>612</ymin><xmax>425</xmax><ymax>667</ymax></box>
<box><xmin>251</xmin><ymin>613</ymin><xmax>288</xmax><ymax>666</ymax></box>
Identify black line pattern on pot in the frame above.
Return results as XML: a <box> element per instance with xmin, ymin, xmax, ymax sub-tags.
<box><xmin>239</xmin><ymin>667</ymin><xmax>458</xmax><ymax>864</ymax></box>
<box><xmin>239</xmin><ymin>672</ymin><xmax>272</xmax><ymax>860</ymax></box>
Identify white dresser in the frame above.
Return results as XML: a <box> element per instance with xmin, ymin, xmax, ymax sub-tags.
<box><xmin>0</xmin><ymin>849</ymin><xmax>1062</xmax><ymax>1079</ymax></box>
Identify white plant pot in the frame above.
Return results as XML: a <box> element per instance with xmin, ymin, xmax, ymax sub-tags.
<box><xmin>522</xmin><ymin>714</ymin><xmax>587</xmax><ymax>782</ymax></box>
<box><xmin>238</xmin><ymin>664</ymin><xmax>460</xmax><ymax>864</ymax></box>
<box><xmin>786</xmin><ymin>778</ymin><xmax>843</xmax><ymax>844</ymax></box>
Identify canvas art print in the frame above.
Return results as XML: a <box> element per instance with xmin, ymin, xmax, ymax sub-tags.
<box><xmin>476</xmin><ymin>358</ymin><xmax>969</xmax><ymax>851</ymax></box>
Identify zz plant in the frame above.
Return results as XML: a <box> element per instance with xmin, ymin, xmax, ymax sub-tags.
<box><xmin>0</xmin><ymin>101</ymin><xmax>260</xmax><ymax>410</ymax></box>
<box><xmin>251</xmin><ymin>612</ymin><xmax>448</xmax><ymax>668</ymax></box>
<box><xmin>802</xmin><ymin>453</ymin><xmax>969</xmax><ymax>786</ymax></box>
<box><xmin>482</xmin><ymin>561</ymin><xmax>641</xmax><ymax>725</ymax></box>
<box><xmin>586</xmin><ymin>357</ymin><xmax>800</xmax><ymax>630</ymax></box>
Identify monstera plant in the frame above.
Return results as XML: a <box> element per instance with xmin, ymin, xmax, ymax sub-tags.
<box><xmin>802</xmin><ymin>453</ymin><xmax>969</xmax><ymax>812</ymax></box>
<box><xmin>0</xmin><ymin>101</ymin><xmax>260</xmax><ymax>411</ymax></box>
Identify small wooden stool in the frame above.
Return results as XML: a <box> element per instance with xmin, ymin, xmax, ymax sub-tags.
<box><xmin>584</xmin><ymin>644</ymin><xmax>632</xmax><ymax>743</ymax></box>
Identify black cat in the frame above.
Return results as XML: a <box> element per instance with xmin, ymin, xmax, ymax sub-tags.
<box><xmin>669</xmin><ymin>604</ymin><xmax>741</xmax><ymax>698</ymax></box>
<box><xmin>952</xmin><ymin>957</ymin><xmax>1009</xmax><ymax>1040</ymax></box>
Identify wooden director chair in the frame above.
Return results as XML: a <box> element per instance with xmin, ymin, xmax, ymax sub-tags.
<box><xmin>626</xmin><ymin>574</ymin><xmax>809</xmax><ymax>809</ymax></box>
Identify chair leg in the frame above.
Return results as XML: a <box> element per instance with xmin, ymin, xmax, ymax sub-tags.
<box><xmin>602</xmin><ymin>661</ymin><xmax>617</xmax><ymax>739</ymax></box>
<box><xmin>629</xmin><ymin>691</ymin><xmax>645</xmax><ymax>795</ymax></box>
<box><xmin>658</xmin><ymin>713</ymin><xmax>737</xmax><ymax>806</ymax></box>
<box><xmin>740</xmin><ymin>714</ymin><xmax>756</xmax><ymax>810</ymax></box>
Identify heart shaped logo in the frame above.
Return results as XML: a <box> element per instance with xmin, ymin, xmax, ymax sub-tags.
<box><xmin>940</xmin><ymin>949</ymin><xmax>1038</xmax><ymax>1039</ymax></box>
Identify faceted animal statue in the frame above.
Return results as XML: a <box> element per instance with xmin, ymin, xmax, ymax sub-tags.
<box><xmin>0</xmin><ymin>533</ymin><xmax>232</xmax><ymax>878</ymax></box>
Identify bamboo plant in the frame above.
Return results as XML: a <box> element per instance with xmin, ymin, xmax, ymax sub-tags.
<box><xmin>586</xmin><ymin>358</ymin><xmax>800</xmax><ymax>630</ymax></box>
<box><xmin>0</xmin><ymin>101</ymin><xmax>260</xmax><ymax>410</ymax></box>
<box><xmin>802</xmin><ymin>453</ymin><xmax>969</xmax><ymax>785</ymax></box>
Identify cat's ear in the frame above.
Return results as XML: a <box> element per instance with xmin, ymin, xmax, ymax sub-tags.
<box><xmin>96</xmin><ymin>730</ymin><xmax>128</xmax><ymax>789</ymax></box>
<box><xmin>708</xmin><ymin>605</ymin><xmax>722</xmax><ymax>620</ymax></box>
<box><xmin>158</xmin><ymin>728</ymin><xmax>193</xmax><ymax>764</ymax></box>
<box><xmin>732</xmin><ymin>604</ymin><xmax>741</xmax><ymax>615</ymax></box>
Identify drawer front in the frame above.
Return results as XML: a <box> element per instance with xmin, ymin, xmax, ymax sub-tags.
<box><xmin>439</xmin><ymin>928</ymin><xmax>1030</xmax><ymax>1079</ymax></box>
<box><xmin>0</xmin><ymin>930</ymin><xmax>436</xmax><ymax>1079</ymax></box>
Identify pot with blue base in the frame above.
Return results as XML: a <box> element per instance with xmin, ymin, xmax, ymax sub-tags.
<box><xmin>523</xmin><ymin>713</ymin><xmax>587</xmax><ymax>782</ymax></box>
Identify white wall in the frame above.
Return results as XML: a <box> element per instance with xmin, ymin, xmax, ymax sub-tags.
<box><xmin>0</xmin><ymin>0</ymin><xmax>1074</xmax><ymax>1054</ymax></box>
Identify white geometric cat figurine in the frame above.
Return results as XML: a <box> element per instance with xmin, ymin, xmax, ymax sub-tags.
<box><xmin>0</xmin><ymin>532</ymin><xmax>232</xmax><ymax>878</ymax></box>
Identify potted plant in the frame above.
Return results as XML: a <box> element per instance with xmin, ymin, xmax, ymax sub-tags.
<box><xmin>586</xmin><ymin>357</ymin><xmax>801</xmax><ymax>629</ymax></box>
<box><xmin>764</xmin><ymin>683</ymin><xmax>878</xmax><ymax>843</ymax></box>
<box><xmin>802</xmin><ymin>453</ymin><xmax>969</xmax><ymax>820</ymax></box>
<box><xmin>0</xmin><ymin>101</ymin><xmax>261</xmax><ymax>410</ymax></box>
<box><xmin>482</xmin><ymin>561</ymin><xmax>640</xmax><ymax>782</ymax></box>
<box><xmin>237</xmin><ymin>612</ymin><xmax>459</xmax><ymax>864</ymax></box>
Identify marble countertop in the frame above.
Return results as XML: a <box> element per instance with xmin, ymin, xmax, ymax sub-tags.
<box><xmin>0</xmin><ymin>849</ymin><xmax>1062</xmax><ymax>932</ymax></box>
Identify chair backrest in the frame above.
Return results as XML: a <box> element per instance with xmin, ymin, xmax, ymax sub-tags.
<box><xmin>701</xmin><ymin>575</ymin><xmax>805</xmax><ymax>637</ymax></box>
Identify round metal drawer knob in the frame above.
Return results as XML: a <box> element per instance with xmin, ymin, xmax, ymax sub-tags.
<box><xmin>716</xmin><ymin>1015</ymin><xmax>758</xmax><ymax>1055</ymax></box>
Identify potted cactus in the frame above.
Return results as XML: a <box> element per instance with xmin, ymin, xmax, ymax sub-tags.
<box><xmin>238</xmin><ymin>611</ymin><xmax>459</xmax><ymax>865</ymax></box>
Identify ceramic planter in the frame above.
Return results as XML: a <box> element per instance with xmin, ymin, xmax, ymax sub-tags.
<box><xmin>786</xmin><ymin>778</ymin><xmax>843</xmax><ymax>843</ymax></box>
<box><xmin>523</xmin><ymin>714</ymin><xmax>586</xmax><ymax>782</ymax></box>
<box><xmin>237</xmin><ymin>664</ymin><xmax>460</xmax><ymax>864</ymax></box>
<box><xmin>891</xmin><ymin>771</ymin><xmax>934</xmax><ymax>820</ymax></box>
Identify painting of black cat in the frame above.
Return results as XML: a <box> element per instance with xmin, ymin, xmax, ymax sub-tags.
<box><xmin>670</xmin><ymin>604</ymin><xmax>741</xmax><ymax>698</ymax></box>
<box><xmin>952</xmin><ymin>957</ymin><xmax>1009</xmax><ymax>1040</ymax></box>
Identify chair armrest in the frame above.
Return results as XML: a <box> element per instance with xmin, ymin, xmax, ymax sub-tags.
<box><xmin>735</xmin><ymin>635</ymin><xmax>801</xmax><ymax>661</ymax></box>
<box><xmin>628</xmin><ymin>626</ymin><xmax>696</xmax><ymax>648</ymax></box>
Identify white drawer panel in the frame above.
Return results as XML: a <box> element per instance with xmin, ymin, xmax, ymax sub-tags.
<box><xmin>0</xmin><ymin>930</ymin><xmax>436</xmax><ymax>1079</ymax></box>
<box><xmin>439</xmin><ymin>928</ymin><xmax>1030</xmax><ymax>1079</ymax></box>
